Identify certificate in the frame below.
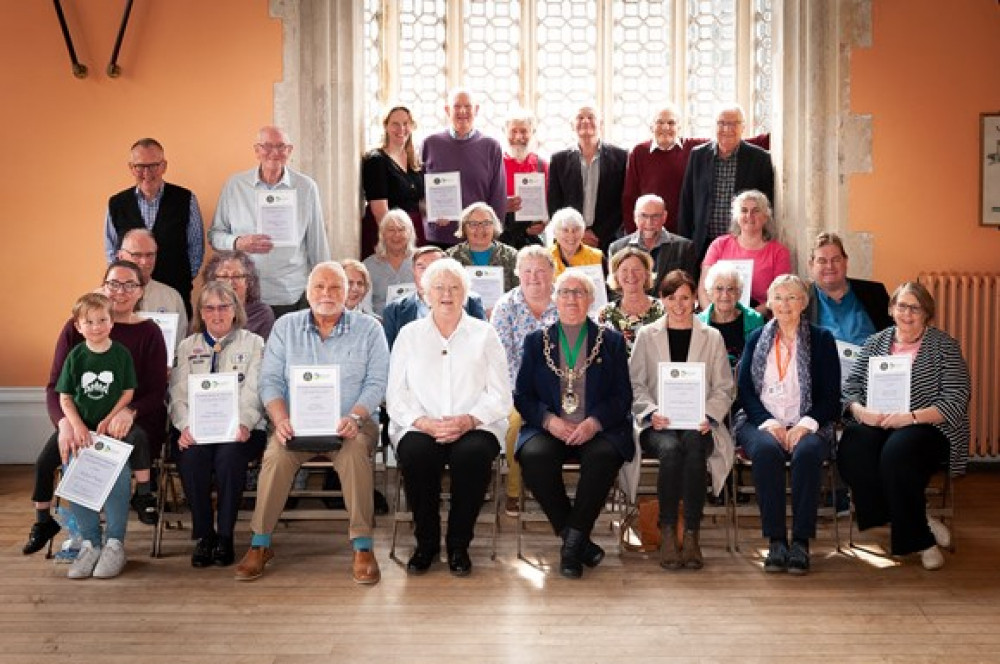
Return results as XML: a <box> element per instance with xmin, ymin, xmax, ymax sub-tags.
<box><xmin>836</xmin><ymin>340</ymin><xmax>862</xmax><ymax>388</ymax></box>
<box><xmin>424</xmin><ymin>171</ymin><xmax>462</xmax><ymax>222</ymax></box>
<box><xmin>290</xmin><ymin>364</ymin><xmax>341</xmax><ymax>436</ymax></box>
<box><xmin>514</xmin><ymin>172</ymin><xmax>547</xmax><ymax>221</ymax></box>
<box><xmin>867</xmin><ymin>355</ymin><xmax>912</xmax><ymax>414</ymax></box>
<box><xmin>466</xmin><ymin>266</ymin><xmax>504</xmax><ymax>310</ymax></box>
<box><xmin>189</xmin><ymin>372</ymin><xmax>240</xmax><ymax>444</ymax></box>
<box><xmin>138</xmin><ymin>311</ymin><xmax>179</xmax><ymax>367</ymax></box>
<box><xmin>575</xmin><ymin>263</ymin><xmax>608</xmax><ymax>318</ymax></box>
<box><xmin>256</xmin><ymin>190</ymin><xmax>298</xmax><ymax>247</ymax></box>
<box><xmin>55</xmin><ymin>434</ymin><xmax>133</xmax><ymax>512</ymax></box>
<box><xmin>387</xmin><ymin>282</ymin><xmax>417</xmax><ymax>306</ymax></box>
<box><xmin>714</xmin><ymin>259</ymin><xmax>753</xmax><ymax>308</ymax></box>
<box><xmin>656</xmin><ymin>362</ymin><xmax>706</xmax><ymax>431</ymax></box>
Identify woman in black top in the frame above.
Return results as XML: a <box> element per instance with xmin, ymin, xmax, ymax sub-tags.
<box><xmin>361</xmin><ymin>104</ymin><xmax>425</xmax><ymax>257</ymax></box>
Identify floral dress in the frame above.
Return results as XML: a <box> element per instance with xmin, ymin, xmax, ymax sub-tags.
<box><xmin>598</xmin><ymin>297</ymin><xmax>665</xmax><ymax>356</ymax></box>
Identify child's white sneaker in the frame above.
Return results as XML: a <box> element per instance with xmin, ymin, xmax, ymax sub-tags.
<box><xmin>93</xmin><ymin>538</ymin><xmax>127</xmax><ymax>578</ymax></box>
<box><xmin>67</xmin><ymin>541</ymin><xmax>101</xmax><ymax>579</ymax></box>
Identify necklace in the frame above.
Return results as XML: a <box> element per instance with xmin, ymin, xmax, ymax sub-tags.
<box><xmin>542</xmin><ymin>323</ymin><xmax>605</xmax><ymax>414</ymax></box>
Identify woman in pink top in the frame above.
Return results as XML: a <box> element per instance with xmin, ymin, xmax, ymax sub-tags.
<box><xmin>699</xmin><ymin>190</ymin><xmax>790</xmax><ymax>315</ymax></box>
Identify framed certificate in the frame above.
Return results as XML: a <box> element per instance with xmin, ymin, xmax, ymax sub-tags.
<box><xmin>289</xmin><ymin>365</ymin><xmax>341</xmax><ymax>436</ymax></box>
<box><xmin>188</xmin><ymin>372</ymin><xmax>240</xmax><ymax>444</ymax></box>
<box><xmin>55</xmin><ymin>434</ymin><xmax>134</xmax><ymax>512</ymax></box>
<box><xmin>424</xmin><ymin>171</ymin><xmax>462</xmax><ymax>222</ymax></box>
<box><xmin>466</xmin><ymin>266</ymin><xmax>504</xmax><ymax>310</ymax></box>
<box><xmin>257</xmin><ymin>190</ymin><xmax>298</xmax><ymax>246</ymax></box>
<box><xmin>656</xmin><ymin>362</ymin><xmax>706</xmax><ymax>431</ymax></box>
<box><xmin>137</xmin><ymin>311</ymin><xmax>179</xmax><ymax>367</ymax></box>
<box><xmin>866</xmin><ymin>355</ymin><xmax>912</xmax><ymax>414</ymax></box>
<box><xmin>514</xmin><ymin>172</ymin><xmax>547</xmax><ymax>221</ymax></box>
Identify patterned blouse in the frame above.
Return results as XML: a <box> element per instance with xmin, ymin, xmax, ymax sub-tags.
<box><xmin>490</xmin><ymin>286</ymin><xmax>559</xmax><ymax>386</ymax></box>
<box><xmin>598</xmin><ymin>297</ymin><xmax>665</xmax><ymax>355</ymax></box>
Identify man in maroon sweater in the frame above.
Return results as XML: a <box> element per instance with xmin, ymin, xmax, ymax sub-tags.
<box><xmin>622</xmin><ymin>104</ymin><xmax>771</xmax><ymax>235</ymax></box>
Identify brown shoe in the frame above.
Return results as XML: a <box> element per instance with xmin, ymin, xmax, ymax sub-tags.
<box><xmin>352</xmin><ymin>550</ymin><xmax>380</xmax><ymax>585</ymax></box>
<box><xmin>504</xmin><ymin>496</ymin><xmax>520</xmax><ymax>517</ymax></box>
<box><xmin>680</xmin><ymin>530</ymin><xmax>703</xmax><ymax>570</ymax></box>
<box><xmin>234</xmin><ymin>546</ymin><xmax>273</xmax><ymax>581</ymax></box>
<box><xmin>659</xmin><ymin>525</ymin><xmax>682</xmax><ymax>570</ymax></box>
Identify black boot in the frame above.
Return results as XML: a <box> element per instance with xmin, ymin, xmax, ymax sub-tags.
<box><xmin>560</xmin><ymin>527</ymin><xmax>586</xmax><ymax>579</ymax></box>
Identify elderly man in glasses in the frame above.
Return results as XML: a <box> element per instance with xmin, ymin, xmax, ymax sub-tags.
<box><xmin>116</xmin><ymin>229</ymin><xmax>188</xmax><ymax>349</ymax></box>
<box><xmin>677</xmin><ymin>104</ymin><xmax>774</xmax><ymax>260</ymax></box>
<box><xmin>209</xmin><ymin>125</ymin><xmax>332</xmax><ymax>319</ymax></box>
<box><xmin>105</xmin><ymin>137</ymin><xmax>205</xmax><ymax>317</ymax></box>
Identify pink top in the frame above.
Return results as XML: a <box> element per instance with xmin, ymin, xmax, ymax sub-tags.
<box><xmin>703</xmin><ymin>235</ymin><xmax>792</xmax><ymax>306</ymax></box>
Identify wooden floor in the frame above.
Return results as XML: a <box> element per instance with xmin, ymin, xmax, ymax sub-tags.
<box><xmin>2</xmin><ymin>464</ymin><xmax>1000</xmax><ymax>663</ymax></box>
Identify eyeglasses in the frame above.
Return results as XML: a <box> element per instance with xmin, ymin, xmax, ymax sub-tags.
<box><xmin>716</xmin><ymin>121</ymin><xmax>743</xmax><ymax>129</ymax></box>
<box><xmin>813</xmin><ymin>257</ymin><xmax>845</xmax><ymax>267</ymax></box>
<box><xmin>130</xmin><ymin>162</ymin><xmax>163</xmax><ymax>172</ymax></box>
<box><xmin>894</xmin><ymin>302</ymin><xmax>923</xmax><ymax>315</ymax></box>
<box><xmin>556</xmin><ymin>288</ymin><xmax>588</xmax><ymax>299</ymax></box>
<box><xmin>120</xmin><ymin>248</ymin><xmax>157</xmax><ymax>261</ymax></box>
<box><xmin>465</xmin><ymin>220</ymin><xmax>494</xmax><ymax>229</ymax></box>
<box><xmin>215</xmin><ymin>273</ymin><xmax>248</xmax><ymax>282</ymax></box>
<box><xmin>713</xmin><ymin>285</ymin><xmax>739</xmax><ymax>295</ymax></box>
<box><xmin>637</xmin><ymin>212</ymin><xmax>664</xmax><ymax>221</ymax></box>
<box><xmin>255</xmin><ymin>142</ymin><xmax>292</xmax><ymax>153</ymax></box>
<box><xmin>771</xmin><ymin>294</ymin><xmax>803</xmax><ymax>304</ymax></box>
<box><xmin>200</xmin><ymin>303</ymin><xmax>234</xmax><ymax>314</ymax></box>
<box><xmin>104</xmin><ymin>280</ymin><xmax>141</xmax><ymax>293</ymax></box>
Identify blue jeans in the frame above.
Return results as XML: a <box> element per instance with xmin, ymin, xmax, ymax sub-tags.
<box><xmin>736</xmin><ymin>425</ymin><xmax>830</xmax><ymax>542</ymax></box>
<box><xmin>70</xmin><ymin>461</ymin><xmax>132</xmax><ymax>546</ymax></box>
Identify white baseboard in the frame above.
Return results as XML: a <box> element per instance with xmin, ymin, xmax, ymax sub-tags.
<box><xmin>0</xmin><ymin>387</ymin><xmax>51</xmax><ymax>464</ymax></box>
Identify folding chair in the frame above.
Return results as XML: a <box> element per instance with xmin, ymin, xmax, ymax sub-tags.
<box><xmin>731</xmin><ymin>447</ymin><xmax>842</xmax><ymax>552</ymax></box>
<box><xmin>389</xmin><ymin>457</ymin><xmax>502</xmax><ymax>562</ymax></box>
<box><xmin>516</xmin><ymin>462</ymin><xmax>623</xmax><ymax>563</ymax></box>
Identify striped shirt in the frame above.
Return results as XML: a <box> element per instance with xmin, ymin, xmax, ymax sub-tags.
<box><xmin>842</xmin><ymin>326</ymin><xmax>971</xmax><ymax>476</ymax></box>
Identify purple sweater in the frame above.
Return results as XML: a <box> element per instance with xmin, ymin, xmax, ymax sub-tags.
<box><xmin>46</xmin><ymin>318</ymin><xmax>168</xmax><ymax>454</ymax></box>
<box><xmin>421</xmin><ymin>129</ymin><xmax>507</xmax><ymax>245</ymax></box>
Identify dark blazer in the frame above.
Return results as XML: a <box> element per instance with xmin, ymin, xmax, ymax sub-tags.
<box><xmin>736</xmin><ymin>323</ymin><xmax>841</xmax><ymax>431</ymax></box>
<box><xmin>607</xmin><ymin>231</ymin><xmax>699</xmax><ymax>295</ymax></box>
<box><xmin>514</xmin><ymin>319</ymin><xmax>634</xmax><ymax>461</ymax></box>
<box><xmin>677</xmin><ymin>140</ymin><xmax>774</xmax><ymax>257</ymax></box>
<box><xmin>805</xmin><ymin>278</ymin><xmax>893</xmax><ymax>333</ymax></box>
<box><xmin>548</xmin><ymin>142</ymin><xmax>628</xmax><ymax>252</ymax></box>
<box><xmin>382</xmin><ymin>292</ymin><xmax>485</xmax><ymax>349</ymax></box>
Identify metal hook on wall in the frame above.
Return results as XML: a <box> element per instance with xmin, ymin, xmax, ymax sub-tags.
<box><xmin>53</xmin><ymin>0</ymin><xmax>87</xmax><ymax>79</ymax></box>
<box><xmin>107</xmin><ymin>0</ymin><xmax>135</xmax><ymax>78</ymax></box>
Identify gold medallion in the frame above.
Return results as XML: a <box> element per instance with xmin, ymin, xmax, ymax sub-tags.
<box><xmin>562</xmin><ymin>391</ymin><xmax>579</xmax><ymax>414</ymax></box>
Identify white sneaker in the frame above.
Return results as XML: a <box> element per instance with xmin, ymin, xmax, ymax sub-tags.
<box><xmin>921</xmin><ymin>545</ymin><xmax>945</xmax><ymax>570</ymax></box>
<box><xmin>927</xmin><ymin>516</ymin><xmax>951</xmax><ymax>549</ymax></box>
<box><xmin>67</xmin><ymin>541</ymin><xmax>101</xmax><ymax>579</ymax></box>
<box><xmin>93</xmin><ymin>538</ymin><xmax>127</xmax><ymax>578</ymax></box>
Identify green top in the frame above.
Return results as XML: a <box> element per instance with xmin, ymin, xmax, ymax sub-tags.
<box><xmin>56</xmin><ymin>340</ymin><xmax>137</xmax><ymax>428</ymax></box>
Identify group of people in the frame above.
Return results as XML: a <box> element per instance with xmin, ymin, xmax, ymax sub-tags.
<box><xmin>25</xmin><ymin>88</ymin><xmax>970</xmax><ymax>586</ymax></box>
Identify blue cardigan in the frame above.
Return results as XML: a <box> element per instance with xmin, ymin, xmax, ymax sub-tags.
<box><xmin>736</xmin><ymin>322</ymin><xmax>841</xmax><ymax>432</ymax></box>
<box><xmin>513</xmin><ymin>319</ymin><xmax>634</xmax><ymax>461</ymax></box>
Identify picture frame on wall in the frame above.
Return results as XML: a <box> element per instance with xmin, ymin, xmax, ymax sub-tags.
<box><xmin>981</xmin><ymin>112</ymin><xmax>1000</xmax><ymax>227</ymax></box>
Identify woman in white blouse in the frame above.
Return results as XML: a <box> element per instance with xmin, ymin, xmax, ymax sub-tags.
<box><xmin>387</xmin><ymin>258</ymin><xmax>512</xmax><ymax>577</ymax></box>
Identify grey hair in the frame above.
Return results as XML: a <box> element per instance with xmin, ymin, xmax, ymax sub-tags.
<box><xmin>515</xmin><ymin>244</ymin><xmax>555</xmax><ymax>273</ymax></box>
<box><xmin>550</xmin><ymin>207</ymin><xmax>585</xmax><ymax>233</ymax></box>
<box><xmin>421</xmin><ymin>257</ymin><xmax>470</xmax><ymax>306</ymax></box>
<box><xmin>554</xmin><ymin>268</ymin><xmax>596</xmax><ymax>300</ymax></box>
<box><xmin>704</xmin><ymin>262</ymin><xmax>745</xmax><ymax>297</ymax></box>
<box><xmin>456</xmin><ymin>201</ymin><xmax>503</xmax><ymax>240</ymax></box>
<box><xmin>767</xmin><ymin>273</ymin><xmax>809</xmax><ymax>307</ymax></box>
<box><xmin>729</xmin><ymin>189</ymin><xmax>776</xmax><ymax>241</ymax></box>
<box><xmin>375</xmin><ymin>209</ymin><xmax>418</xmax><ymax>258</ymax></box>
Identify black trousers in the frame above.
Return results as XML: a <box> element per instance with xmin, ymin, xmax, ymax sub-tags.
<box><xmin>396</xmin><ymin>430</ymin><xmax>499</xmax><ymax>553</ymax></box>
<box><xmin>32</xmin><ymin>425</ymin><xmax>150</xmax><ymax>503</ymax></box>
<box><xmin>837</xmin><ymin>423</ymin><xmax>947</xmax><ymax>555</ymax></box>
<box><xmin>518</xmin><ymin>432</ymin><xmax>624</xmax><ymax>538</ymax></box>
<box><xmin>640</xmin><ymin>428</ymin><xmax>713</xmax><ymax>529</ymax></box>
<box><xmin>173</xmin><ymin>429</ymin><xmax>266</xmax><ymax>540</ymax></box>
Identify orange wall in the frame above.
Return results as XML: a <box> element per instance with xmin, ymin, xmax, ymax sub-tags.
<box><xmin>850</xmin><ymin>0</ymin><xmax>1000</xmax><ymax>288</ymax></box>
<box><xmin>0</xmin><ymin>0</ymin><xmax>280</xmax><ymax>385</ymax></box>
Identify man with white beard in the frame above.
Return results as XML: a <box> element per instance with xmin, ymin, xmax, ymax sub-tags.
<box><xmin>499</xmin><ymin>108</ymin><xmax>549</xmax><ymax>249</ymax></box>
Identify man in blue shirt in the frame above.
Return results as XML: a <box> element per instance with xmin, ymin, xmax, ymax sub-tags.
<box><xmin>234</xmin><ymin>262</ymin><xmax>388</xmax><ymax>585</ymax></box>
<box><xmin>804</xmin><ymin>232</ymin><xmax>891</xmax><ymax>345</ymax></box>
